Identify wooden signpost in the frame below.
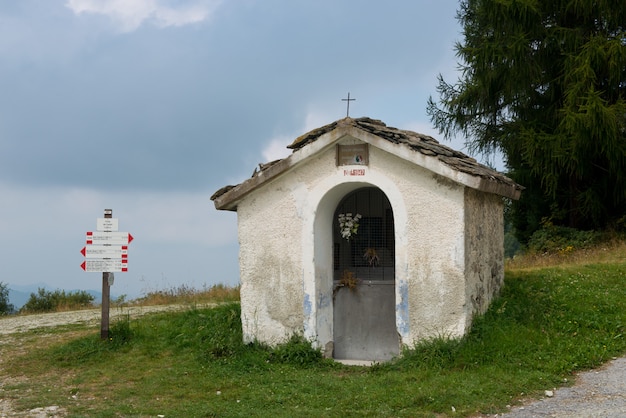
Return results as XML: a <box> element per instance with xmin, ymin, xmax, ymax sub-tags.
<box><xmin>81</xmin><ymin>209</ymin><xmax>133</xmax><ymax>339</ymax></box>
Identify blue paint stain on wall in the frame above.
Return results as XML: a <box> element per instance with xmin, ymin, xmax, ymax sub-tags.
<box><xmin>304</xmin><ymin>293</ymin><xmax>312</xmax><ymax>316</ymax></box>
<box><xmin>396</xmin><ymin>280</ymin><xmax>409</xmax><ymax>337</ymax></box>
<box><xmin>303</xmin><ymin>293</ymin><xmax>313</xmax><ymax>334</ymax></box>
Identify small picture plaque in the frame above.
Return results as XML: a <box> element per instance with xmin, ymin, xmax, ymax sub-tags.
<box><xmin>336</xmin><ymin>144</ymin><xmax>369</xmax><ymax>166</ymax></box>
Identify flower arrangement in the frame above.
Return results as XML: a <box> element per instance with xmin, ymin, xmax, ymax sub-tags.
<box><xmin>333</xmin><ymin>269</ymin><xmax>360</xmax><ymax>299</ymax></box>
<box><xmin>337</xmin><ymin>212</ymin><xmax>362</xmax><ymax>241</ymax></box>
<box><xmin>338</xmin><ymin>269</ymin><xmax>359</xmax><ymax>290</ymax></box>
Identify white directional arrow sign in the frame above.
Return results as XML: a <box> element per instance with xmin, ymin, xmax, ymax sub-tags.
<box><xmin>81</xmin><ymin>245</ymin><xmax>128</xmax><ymax>259</ymax></box>
<box><xmin>81</xmin><ymin>259</ymin><xmax>128</xmax><ymax>272</ymax></box>
<box><xmin>83</xmin><ymin>210</ymin><xmax>132</xmax><ymax>339</ymax></box>
<box><xmin>86</xmin><ymin>232</ymin><xmax>134</xmax><ymax>245</ymax></box>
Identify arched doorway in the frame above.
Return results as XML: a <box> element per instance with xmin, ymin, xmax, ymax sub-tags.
<box><xmin>332</xmin><ymin>187</ymin><xmax>399</xmax><ymax>361</ymax></box>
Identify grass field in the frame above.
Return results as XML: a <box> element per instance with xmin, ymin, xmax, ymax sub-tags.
<box><xmin>2</xmin><ymin>245</ymin><xmax>625</xmax><ymax>417</ymax></box>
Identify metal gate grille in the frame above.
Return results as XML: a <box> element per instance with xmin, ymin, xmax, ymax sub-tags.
<box><xmin>333</xmin><ymin>187</ymin><xmax>394</xmax><ymax>282</ymax></box>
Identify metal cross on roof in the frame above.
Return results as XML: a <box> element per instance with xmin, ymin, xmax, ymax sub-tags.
<box><xmin>341</xmin><ymin>92</ymin><xmax>355</xmax><ymax>117</ymax></box>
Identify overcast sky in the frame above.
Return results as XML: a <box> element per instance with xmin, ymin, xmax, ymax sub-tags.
<box><xmin>0</xmin><ymin>0</ymin><xmax>477</xmax><ymax>299</ymax></box>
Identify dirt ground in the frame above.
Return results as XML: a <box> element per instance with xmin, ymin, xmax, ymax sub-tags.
<box><xmin>0</xmin><ymin>304</ymin><xmax>197</xmax><ymax>336</ymax></box>
<box><xmin>0</xmin><ymin>305</ymin><xmax>199</xmax><ymax>417</ymax></box>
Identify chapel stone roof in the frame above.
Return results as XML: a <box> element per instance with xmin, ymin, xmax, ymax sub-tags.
<box><xmin>288</xmin><ymin>117</ymin><xmax>520</xmax><ymax>191</ymax></box>
<box><xmin>211</xmin><ymin>117</ymin><xmax>523</xmax><ymax>206</ymax></box>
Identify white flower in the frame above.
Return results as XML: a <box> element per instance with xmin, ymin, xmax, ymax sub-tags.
<box><xmin>338</xmin><ymin>213</ymin><xmax>361</xmax><ymax>241</ymax></box>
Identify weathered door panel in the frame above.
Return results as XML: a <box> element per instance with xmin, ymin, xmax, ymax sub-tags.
<box><xmin>333</xmin><ymin>281</ymin><xmax>399</xmax><ymax>361</ymax></box>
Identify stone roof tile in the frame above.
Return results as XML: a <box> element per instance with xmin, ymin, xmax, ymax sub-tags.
<box><xmin>288</xmin><ymin>117</ymin><xmax>521</xmax><ymax>192</ymax></box>
<box><xmin>211</xmin><ymin>117</ymin><xmax>523</xmax><ymax>204</ymax></box>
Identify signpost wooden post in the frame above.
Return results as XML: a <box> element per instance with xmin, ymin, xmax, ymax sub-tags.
<box><xmin>101</xmin><ymin>209</ymin><xmax>113</xmax><ymax>340</ymax></box>
<box><xmin>81</xmin><ymin>209</ymin><xmax>133</xmax><ymax>339</ymax></box>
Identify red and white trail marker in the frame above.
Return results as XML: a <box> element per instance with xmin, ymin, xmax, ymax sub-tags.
<box><xmin>81</xmin><ymin>259</ymin><xmax>128</xmax><ymax>273</ymax></box>
<box><xmin>86</xmin><ymin>231</ymin><xmax>134</xmax><ymax>246</ymax></box>
<box><xmin>81</xmin><ymin>245</ymin><xmax>128</xmax><ymax>259</ymax></box>
<box><xmin>82</xmin><ymin>215</ymin><xmax>133</xmax><ymax>273</ymax></box>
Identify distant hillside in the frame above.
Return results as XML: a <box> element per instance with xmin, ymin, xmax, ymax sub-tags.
<box><xmin>7</xmin><ymin>289</ymin><xmax>31</xmax><ymax>311</ymax></box>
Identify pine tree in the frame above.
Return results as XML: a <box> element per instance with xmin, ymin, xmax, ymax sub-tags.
<box><xmin>428</xmin><ymin>0</ymin><xmax>626</xmax><ymax>241</ymax></box>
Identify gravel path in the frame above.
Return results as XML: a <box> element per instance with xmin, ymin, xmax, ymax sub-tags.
<box><xmin>494</xmin><ymin>356</ymin><xmax>626</xmax><ymax>417</ymax></box>
<box><xmin>0</xmin><ymin>304</ymin><xmax>201</xmax><ymax>335</ymax></box>
<box><xmin>1</xmin><ymin>308</ymin><xmax>625</xmax><ymax>417</ymax></box>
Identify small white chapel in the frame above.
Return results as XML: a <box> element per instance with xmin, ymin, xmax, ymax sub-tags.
<box><xmin>211</xmin><ymin>117</ymin><xmax>523</xmax><ymax>361</ymax></box>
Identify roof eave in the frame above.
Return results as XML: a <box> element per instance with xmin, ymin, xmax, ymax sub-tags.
<box><xmin>212</xmin><ymin>127</ymin><xmax>350</xmax><ymax>211</ymax></box>
<box><xmin>342</xmin><ymin>126</ymin><xmax>523</xmax><ymax>200</ymax></box>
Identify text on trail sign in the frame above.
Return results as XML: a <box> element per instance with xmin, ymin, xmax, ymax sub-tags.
<box><xmin>97</xmin><ymin>218</ymin><xmax>119</xmax><ymax>232</ymax></box>
<box><xmin>81</xmin><ymin>259</ymin><xmax>128</xmax><ymax>273</ymax></box>
<box><xmin>82</xmin><ymin>214</ymin><xmax>134</xmax><ymax>273</ymax></box>
<box><xmin>81</xmin><ymin>245</ymin><xmax>128</xmax><ymax>259</ymax></box>
<box><xmin>86</xmin><ymin>231</ymin><xmax>134</xmax><ymax>245</ymax></box>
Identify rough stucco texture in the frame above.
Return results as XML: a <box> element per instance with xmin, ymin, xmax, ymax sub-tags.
<box><xmin>464</xmin><ymin>188</ymin><xmax>504</xmax><ymax>322</ymax></box>
<box><xmin>237</xmin><ymin>188</ymin><xmax>306</xmax><ymax>345</ymax></box>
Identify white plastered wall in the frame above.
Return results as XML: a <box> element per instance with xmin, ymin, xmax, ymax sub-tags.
<box><xmin>237</xmin><ymin>135</ymin><xmax>473</xmax><ymax>349</ymax></box>
<box><xmin>236</xmin><ymin>184</ymin><xmax>306</xmax><ymax>344</ymax></box>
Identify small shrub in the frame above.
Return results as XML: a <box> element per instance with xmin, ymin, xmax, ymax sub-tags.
<box><xmin>112</xmin><ymin>294</ymin><xmax>128</xmax><ymax>306</ymax></box>
<box><xmin>109</xmin><ymin>315</ymin><xmax>132</xmax><ymax>346</ymax></box>
<box><xmin>527</xmin><ymin>222</ymin><xmax>600</xmax><ymax>254</ymax></box>
<box><xmin>268</xmin><ymin>334</ymin><xmax>323</xmax><ymax>366</ymax></box>
<box><xmin>20</xmin><ymin>288</ymin><xmax>95</xmax><ymax>313</ymax></box>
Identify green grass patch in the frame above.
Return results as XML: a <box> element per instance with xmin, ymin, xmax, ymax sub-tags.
<box><xmin>5</xmin><ymin>261</ymin><xmax>626</xmax><ymax>417</ymax></box>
